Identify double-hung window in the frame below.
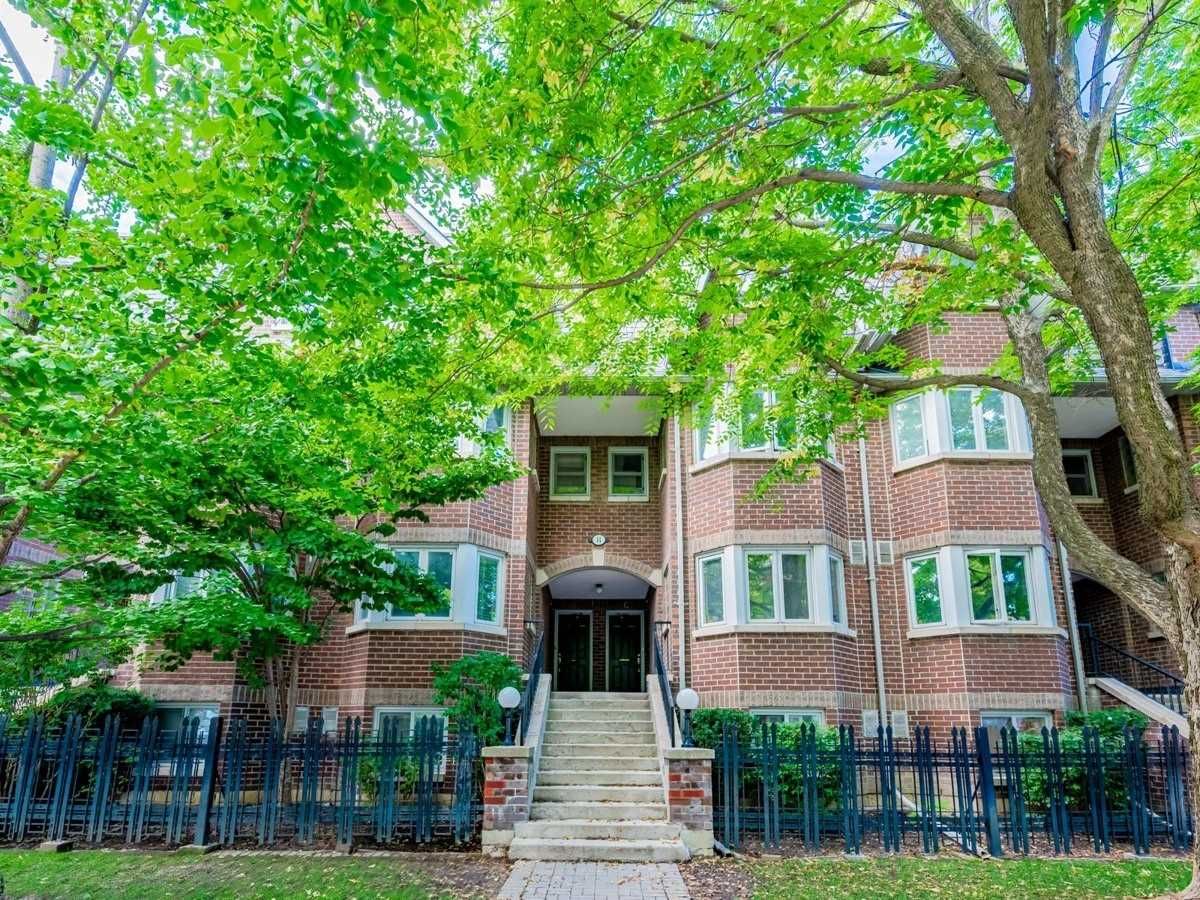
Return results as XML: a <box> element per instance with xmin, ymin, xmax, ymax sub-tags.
<box><xmin>389</xmin><ymin>548</ymin><xmax>454</xmax><ymax>618</ymax></box>
<box><xmin>947</xmin><ymin>387</ymin><xmax>1010</xmax><ymax>452</ymax></box>
<box><xmin>743</xmin><ymin>549</ymin><xmax>811</xmax><ymax>622</ymax></box>
<box><xmin>966</xmin><ymin>550</ymin><xmax>1032</xmax><ymax>623</ymax></box>
<box><xmin>608</xmin><ymin>448</ymin><xmax>648</xmax><ymax>500</ymax></box>
<box><xmin>550</xmin><ymin>447</ymin><xmax>591</xmax><ymax>499</ymax></box>
<box><xmin>697</xmin><ymin>554</ymin><xmax>726</xmax><ymax>626</ymax></box>
<box><xmin>906</xmin><ymin>554</ymin><xmax>944</xmax><ymax>626</ymax></box>
<box><xmin>891</xmin><ymin>395</ymin><xmax>928</xmax><ymax>463</ymax></box>
<box><xmin>475</xmin><ymin>551</ymin><xmax>503</xmax><ymax>625</ymax></box>
<box><xmin>1061</xmin><ymin>449</ymin><xmax>1097</xmax><ymax>498</ymax></box>
<box><xmin>373</xmin><ymin>706</ymin><xmax>446</xmax><ymax>739</ymax></box>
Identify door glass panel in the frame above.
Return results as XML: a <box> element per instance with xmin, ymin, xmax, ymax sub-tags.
<box><xmin>948</xmin><ymin>389</ymin><xmax>977</xmax><ymax>450</ymax></box>
<box><xmin>980</xmin><ymin>389</ymin><xmax>1009</xmax><ymax>450</ymax></box>
<box><xmin>781</xmin><ymin>554</ymin><xmax>808</xmax><ymax>619</ymax></box>
<box><xmin>1000</xmin><ymin>554</ymin><xmax>1031</xmax><ymax>620</ymax></box>
<box><xmin>746</xmin><ymin>553</ymin><xmax>775</xmax><ymax>620</ymax></box>
<box><xmin>968</xmin><ymin>553</ymin><xmax>997</xmax><ymax>620</ymax></box>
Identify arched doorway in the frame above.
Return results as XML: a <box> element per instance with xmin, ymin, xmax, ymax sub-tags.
<box><xmin>543</xmin><ymin>567</ymin><xmax>655</xmax><ymax>692</ymax></box>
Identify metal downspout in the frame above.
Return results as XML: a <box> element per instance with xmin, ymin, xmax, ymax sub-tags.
<box><xmin>673</xmin><ymin>416</ymin><xmax>687</xmax><ymax>688</ymax></box>
<box><xmin>858</xmin><ymin>437</ymin><xmax>888</xmax><ymax>722</ymax></box>
<box><xmin>1059</xmin><ymin>540</ymin><xmax>1090</xmax><ymax>714</ymax></box>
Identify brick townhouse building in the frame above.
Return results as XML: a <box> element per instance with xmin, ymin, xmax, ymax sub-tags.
<box><xmin>114</xmin><ymin>225</ymin><xmax>1200</xmax><ymax>748</ymax></box>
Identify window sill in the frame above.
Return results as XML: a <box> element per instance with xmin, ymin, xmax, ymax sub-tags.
<box><xmin>1124</xmin><ymin>483</ymin><xmax>1140</xmax><ymax>495</ymax></box>
<box><xmin>607</xmin><ymin>494</ymin><xmax>649</xmax><ymax>503</ymax></box>
<box><xmin>893</xmin><ymin>450</ymin><xmax>1032</xmax><ymax>475</ymax></box>
<box><xmin>548</xmin><ymin>493</ymin><xmax>591</xmax><ymax>502</ymax></box>
<box><xmin>347</xmin><ymin>621</ymin><xmax>507</xmax><ymax>636</ymax></box>
<box><xmin>690</xmin><ymin>451</ymin><xmax>839</xmax><ymax>476</ymax></box>
<box><xmin>1070</xmin><ymin>496</ymin><xmax>1106</xmax><ymax>505</ymax></box>
<box><xmin>906</xmin><ymin>624</ymin><xmax>1066</xmax><ymax>640</ymax></box>
<box><xmin>694</xmin><ymin>623</ymin><xmax>857</xmax><ymax>639</ymax></box>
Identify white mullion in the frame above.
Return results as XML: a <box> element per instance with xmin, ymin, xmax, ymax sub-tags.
<box><xmin>990</xmin><ymin>551</ymin><xmax>1004</xmax><ymax>623</ymax></box>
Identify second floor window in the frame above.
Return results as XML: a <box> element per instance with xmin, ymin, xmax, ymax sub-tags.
<box><xmin>947</xmin><ymin>387</ymin><xmax>1010</xmax><ymax>452</ymax></box>
<box><xmin>1061</xmin><ymin>450</ymin><xmax>1097</xmax><ymax>497</ymax></box>
<box><xmin>1119</xmin><ymin>436</ymin><xmax>1139</xmax><ymax>490</ymax></box>
<box><xmin>608</xmin><ymin>448</ymin><xmax>648</xmax><ymax>500</ymax></box>
<box><xmin>698</xmin><ymin>554</ymin><xmax>726</xmax><ymax>626</ymax></box>
<box><xmin>744</xmin><ymin>549</ymin><xmax>810</xmax><ymax>622</ymax></box>
<box><xmin>390</xmin><ymin>548</ymin><xmax>453</xmax><ymax>618</ymax></box>
<box><xmin>891</xmin><ymin>395</ymin><xmax>928</xmax><ymax>463</ymax></box>
<box><xmin>475</xmin><ymin>552</ymin><xmax>502</xmax><ymax>625</ymax></box>
<box><xmin>550</xmin><ymin>447</ymin><xmax>591</xmax><ymax>499</ymax></box>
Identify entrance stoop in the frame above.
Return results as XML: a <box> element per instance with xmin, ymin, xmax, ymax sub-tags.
<box><xmin>507</xmin><ymin>692</ymin><xmax>689</xmax><ymax>863</ymax></box>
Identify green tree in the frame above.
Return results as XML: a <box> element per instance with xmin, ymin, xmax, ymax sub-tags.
<box><xmin>0</xmin><ymin>0</ymin><xmax>519</xmax><ymax>723</ymax></box>
<box><xmin>445</xmin><ymin>0</ymin><xmax>1200</xmax><ymax>885</ymax></box>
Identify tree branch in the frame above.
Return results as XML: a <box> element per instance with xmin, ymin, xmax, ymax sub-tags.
<box><xmin>608</xmin><ymin>9</ymin><xmax>717</xmax><ymax>48</ymax></box>
<box><xmin>1087</xmin><ymin>7</ymin><xmax>1116</xmax><ymax>121</ymax></box>
<box><xmin>766</xmin><ymin>70</ymin><xmax>967</xmax><ymax>121</ymax></box>
<box><xmin>0</xmin><ymin>20</ymin><xmax>34</xmax><ymax>85</ymax></box>
<box><xmin>824</xmin><ymin>356</ymin><xmax>1037</xmax><ymax>405</ymax></box>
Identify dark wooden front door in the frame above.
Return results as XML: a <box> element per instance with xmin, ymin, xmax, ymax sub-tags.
<box><xmin>555</xmin><ymin>612</ymin><xmax>591</xmax><ymax>691</ymax></box>
<box><xmin>607</xmin><ymin>612</ymin><xmax>643</xmax><ymax>692</ymax></box>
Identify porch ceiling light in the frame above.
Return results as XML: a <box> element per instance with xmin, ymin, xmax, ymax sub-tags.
<box><xmin>594</xmin><ymin>583</ymin><xmax>604</xmax><ymax>595</ymax></box>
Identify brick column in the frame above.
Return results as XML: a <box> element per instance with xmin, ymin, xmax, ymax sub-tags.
<box><xmin>665</xmin><ymin>748</ymin><xmax>715</xmax><ymax>856</ymax></box>
<box><xmin>481</xmin><ymin>745</ymin><xmax>531</xmax><ymax>855</ymax></box>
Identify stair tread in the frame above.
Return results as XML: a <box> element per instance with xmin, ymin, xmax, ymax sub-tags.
<box><xmin>511</xmin><ymin>837</ymin><xmax>682</xmax><ymax>847</ymax></box>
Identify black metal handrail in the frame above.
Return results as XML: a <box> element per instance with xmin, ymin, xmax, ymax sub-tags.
<box><xmin>1079</xmin><ymin>623</ymin><xmax>1186</xmax><ymax>714</ymax></box>
<box><xmin>519</xmin><ymin>628</ymin><xmax>545</xmax><ymax>745</ymax></box>
<box><xmin>652</xmin><ymin>624</ymin><xmax>676</xmax><ymax>747</ymax></box>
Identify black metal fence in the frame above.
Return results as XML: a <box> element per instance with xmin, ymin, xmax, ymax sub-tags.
<box><xmin>0</xmin><ymin>714</ymin><xmax>480</xmax><ymax>849</ymax></box>
<box><xmin>716</xmin><ymin>722</ymin><xmax>1192</xmax><ymax>856</ymax></box>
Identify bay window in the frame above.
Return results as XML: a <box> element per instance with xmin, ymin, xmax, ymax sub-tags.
<box><xmin>697</xmin><ymin>554</ymin><xmax>726</xmax><ymax>626</ymax></box>
<box><xmin>389</xmin><ymin>547</ymin><xmax>453</xmax><ymax>618</ymax></box>
<box><xmin>475</xmin><ymin>552</ymin><xmax>503</xmax><ymax>625</ymax></box>
<box><xmin>966</xmin><ymin>550</ymin><xmax>1032</xmax><ymax>623</ymax></box>
<box><xmin>743</xmin><ymin>549</ymin><xmax>811</xmax><ymax>622</ymax></box>
<box><xmin>891</xmin><ymin>395</ymin><xmax>928</xmax><ymax>463</ymax></box>
<box><xmin>947</xmin><ymin>387</ymin><xmax>1010</xmax><ymax>452</ymax></box>
<box><xmin>906</xmin><ymin>554</ymin><xmax>944</xmax><ymax>626</ymax></box>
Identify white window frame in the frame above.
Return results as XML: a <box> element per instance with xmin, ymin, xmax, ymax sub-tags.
<box><xmin>905</xmin><ymin>552</ymin><xmax>945</xmax><ymax>627</ymax></box>
<box><xmin>890</xmin><ymin>394</ymin><xmax>929</xmax><ymax>464</ymax></box>
<box><xmin>550</xmin><ymin>446</ymin><xmax>591</xmax><ymax>500</ymax></box>
<box><xmin>945</xmin><ymin>386</ymin><xmax>1013</xmax><ymax>453</ymax></box>
<box><xmin>384</xmin><ymin>546</ymin><xmax>455</xmax><ymax>620</ymax></box>
<box><xmin>750</xmin><ymin>708</ymin><xmax>826</xmax><ymax>727</ymax></box>
<box><xmin>963</xmin><ymin>548</ymin><xmax>1034</xmax><ymax>625</ymax></box>
<box><xmin>696</xmin><ymin>552</ymin><xmax>728</xmax><ymax>626</ymax></box>
<box><xmin>1061</xmin><ymin>449</ymin><xmax>1098</xmax><ymax>498</ymax></box>
<box><xmin>474</xmin><ymin>550</ymin><xmax>505</xmax><ymax>625</ymax></box>
<box><xmin>740</xmin><ymin>548</ymin><xmax>814</xmax><ymax>624</ymax></box>
<box><xmin>828</xmin><ymin>552</ymin><xmax>846</xmax><ymax>626</ymax></box>
<box><xmin>694</xmin><ymin>405</ymin><xmax>729</xmax><ymax>462</ymax></box>
<box><xmin>607</xmin><ymin>447</ymin><xmax>649</xmax><ymax>501</ymax></box>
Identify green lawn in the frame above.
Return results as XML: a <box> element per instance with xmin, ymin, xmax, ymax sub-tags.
<box><xmin>741</xmin><ymin>857</ymin><xmax>1191</xmax><ymax>899</ymax></box>
<box><xmin>0</xmin><ymin>849</ymin><xmax>506</xmax><ymax>899</ymax></box>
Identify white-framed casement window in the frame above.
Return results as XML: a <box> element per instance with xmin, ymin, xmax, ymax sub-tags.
<box><xmin>891</xmin><ymin>394</ymin><xmax>929</xmax><ymax>464</ymax></box>
<box><xmin>739</xmin><ymin>390</ymin><xmax>800</xmax><ymax>452</ymax></box>
<box><xmin>966</xmin><ymin>549</ymin><xmax>1033</xmax><ymax>623</ymax></box>
<box><xmin>388</xmin><ymin>547</ymin><xmax>454</xmax><ymax>619</ymax></box>
<box><xmin>1118</xmin><ymin>436</ymin><xmax>1139</xmax><ymax>491</ymax></box>
<box><xmin>372</xmin><ymin>706</ymin><xmax>447</xmax><ymax>738</ymax></box>
<box><xmin>608</xmin><ymin>447</ymin><xmax>649</xmax><ymax>501</ymax></box>
<box><xmin>946</xmin><ymin>387</ymin><xmax>1011</xmax><ymax>452</ymax></box>
<box><xmin>293</xmin><ymin>706</ymin><xmax>339</xmax><ymax>735</ymax></box>
<box><xmin>151</xmin><ymin>572</ymin><xmax>206</xmax><ymax>605</ymax></box>
<box><xmin>695</xmin><ymin>405</ymin><xmax>728</xmax><ymax>462</ymax></box>
<box><xmin>1061</xmin><ymin>449</ymin><xmax>1098</xmax><ymax>498</ymax></box>
<box><xmin>742</xmin><ymin>548</ymin><xmax>812</xmax><ymax>622</ymax></box>
<box><xmin>981</xmin><ymin>710</ymin><xmax>1051</xmax><ymax>745</ymax></box>
<box><xmin>750</xmin><ymin>708</ymin><xmax>826</xmax><ymax>727</ymax></box>
<box><xmin>482</xmin><ymin>405</ymin><xmax>509</xmax><ymax>438</ymax></box>
<box><xmin>550</xmin><ymin>446</ymin><xmax>591</xmax><ymax>500</ymax></box>
<box><xmin>828</xmin><ymin>553</ymin><xmax>846</xmax><ymax>626</ymax></box>
<box><xmin>475</xmin><ymin>551</ymin><xmax>504</xmax><ymax>625</ymax></box>
<box><xmin>906</xmin><ymin>553</ymin><xmax>944</xmax><ymax>626</ymax></box>
<box><xmin>697</xmin><ymin>553</ymin><xmax>727</xmax><ymax>626</ymax></box>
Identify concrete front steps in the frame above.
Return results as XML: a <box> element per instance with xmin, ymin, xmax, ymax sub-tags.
<box><xmin>508</xmin><ymin>691</ymin><xmax>688</xmax><ymax>863</ymax></box>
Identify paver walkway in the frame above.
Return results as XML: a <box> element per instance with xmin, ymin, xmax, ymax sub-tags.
<box><xmin>497</xmin><ymin>861</ymin><xmax>690</xmax><ymax>899</ymax></box>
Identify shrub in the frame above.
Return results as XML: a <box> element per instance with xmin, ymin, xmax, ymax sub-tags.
<box><xmin>9</xmin><ymin>680</ymin><xmax>155</xmax><ymax>731</ymax></box>
<box><xmin>431</xmin><ymin>651</ymin><xmax>522</xmax><ymax>745</ymax></box>
<box><xmin>357</xmin><ymin>755</ymin><xmax>420</xmax><ymax>802</ymax></box>
<box><xmin>690</xmin><ymin>707</ymin><xmax>758</xmax><ymax>750</ymax></box>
